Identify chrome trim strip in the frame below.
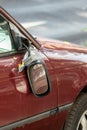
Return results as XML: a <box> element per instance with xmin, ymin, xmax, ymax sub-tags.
<box><xmin>59</xmin><ymin>103</ymin><xmax>73</xmax><ymax>112</ymax></box>
<box><xmin>0</xmin><ymin>103</ymin><xmax>73</xmax><ymax>130</ymax></box>
<box><xmin>0</xmin><ymin>111</ymin><xmax>51</xmax><ymax>130</ymax></box>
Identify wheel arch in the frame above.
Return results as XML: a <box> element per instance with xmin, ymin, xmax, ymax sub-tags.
<box><xmin>75</xmin><ymin>85</ymin><xmax>87</xmax><ymax>101</ymax></box>
<box><xmin>62</xmin><ymin>85</ymin><xmax>87</xmax><ymax>130</ymax></box>
<box><xmin>81</xmin><ymin>85</ymin><xmax>87</xmax><ymax>93</ymax></box>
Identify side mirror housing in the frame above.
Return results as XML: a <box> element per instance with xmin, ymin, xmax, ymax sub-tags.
<box><xmin>16</xmin><ymin>36</ymin><xmax>29</xmax><ymax>50</ymax></box>
<box><xmin>11</xmin><ymin>29</ymin><xmax>29</xmax><ymax>50</ymax></box>
<box><xmin>27</xmin><ymin>60</ymin><xmax>51</xmax><ymax>97</ymax></box>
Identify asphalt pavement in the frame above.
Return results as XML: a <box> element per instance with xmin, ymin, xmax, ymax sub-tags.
<box><xmin>1</xmin><ymin>0</ymin><xmax>87</xmax><ymax>45</ymax></box>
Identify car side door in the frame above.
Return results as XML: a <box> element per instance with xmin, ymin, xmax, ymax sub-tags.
<box><xmin>0</xmin><ymin>12</ymin><xmax>58</xmax><ymax>130</ymax></box>
<box><xmin>0</xmin><ymin>14</ymin><xmax>28</xmax><ymax>126</ymax></box>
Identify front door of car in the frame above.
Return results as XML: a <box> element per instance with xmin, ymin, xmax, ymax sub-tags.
<box><xmin>0</xmin><ymin>14</ymin><xmax>58</xmax><ymax>129</ymax></box>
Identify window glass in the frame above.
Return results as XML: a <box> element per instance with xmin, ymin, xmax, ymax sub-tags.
<box><xmin>0</xmin><ymin>15</ymin><xmax>15</xmax><ymax>53</ymax></box>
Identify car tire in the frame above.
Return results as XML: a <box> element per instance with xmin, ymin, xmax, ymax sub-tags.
<box><xmin>64</xmin><ymin>93</ymin><xmax>87</xmax><ymax>130</ymax></box>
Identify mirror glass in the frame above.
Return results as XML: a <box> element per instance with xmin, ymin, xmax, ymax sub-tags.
<box><xmin>30</xmin><ymin>63</ymin><xmax>48</xmax><ymax>95</ymax></box>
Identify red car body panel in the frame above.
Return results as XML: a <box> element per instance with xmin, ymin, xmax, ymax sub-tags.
<box><xmin>14</xmin><ymin>111</ymin><xmax>68</xmax><ymax>130</ymax></box>
<box><xmin>0</xmin><ymin>7</ymin><xmax>87</xmax><ymax>130</ymax></box>
<box><xmin>39</xmin><ymin>38</ymin><xmax>87</xmax><ymax>105</ymax></box>
<box><xmin>0</xmin><ymin>53</ymin><xmax>58</xmax><ymax>127</ymax></box>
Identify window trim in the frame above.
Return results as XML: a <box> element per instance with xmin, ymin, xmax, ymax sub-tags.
<box><xmin>0</xmin><ymin>49</ymin><xmax>26</xmax><ymax>58</ymax></box>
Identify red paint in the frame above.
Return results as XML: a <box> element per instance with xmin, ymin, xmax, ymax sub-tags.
<box><xmin>0</xmin><ymin>53</ymin><xmax>57</xmax><ymax>127</ymax></box>
<box><xmin>0</xmin><ymin>7</ymin><xmax>87</xmax><ymax>130</ymax></box>
<box><xmin>38</xmin><ymin>38</ymin><xmax>87</xmax><ymax>105</ymax></box>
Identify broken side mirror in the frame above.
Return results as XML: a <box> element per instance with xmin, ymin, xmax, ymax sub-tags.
<box><xmin>27</xmin><ymin>60</ymin><xmax>51</xmax><ymax>97</ymax></box>
<box><xmin>16</xmin><ymin>36</ymin><xmax>29</xmax><ymax>50</ymax></box>
<box><xmin>9</xmin><ymin>22</ymin><xmax>30</xmax><ymax>51</ymax></box>
<box><xmin>12</xmin><ymin>31</ymin><xmax>29</xmax><ymax>51</ymax></box>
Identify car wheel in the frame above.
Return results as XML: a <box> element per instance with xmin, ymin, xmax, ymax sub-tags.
<box><xmin>64</xmin><ymin>93</ymin><xmax>87</xmax><ymax>130</ymax></box>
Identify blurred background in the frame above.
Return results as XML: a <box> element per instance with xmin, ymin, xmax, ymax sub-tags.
<box><xmin>1</xmin><ymin>0</ymin><xmax>87</xmax><ymax>46</ymax></box>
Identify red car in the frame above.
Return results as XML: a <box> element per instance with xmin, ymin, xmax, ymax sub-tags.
<box><xmin>0</xmin><ymin>7</ymin><xmax>87</xmax><ymax>130</ymax></box>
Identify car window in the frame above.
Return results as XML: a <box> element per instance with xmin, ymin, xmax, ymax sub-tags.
<box><xmin>0</xmin><ymin>15</ymin><xmax>15</xmax><ymax>53</ymax></box>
